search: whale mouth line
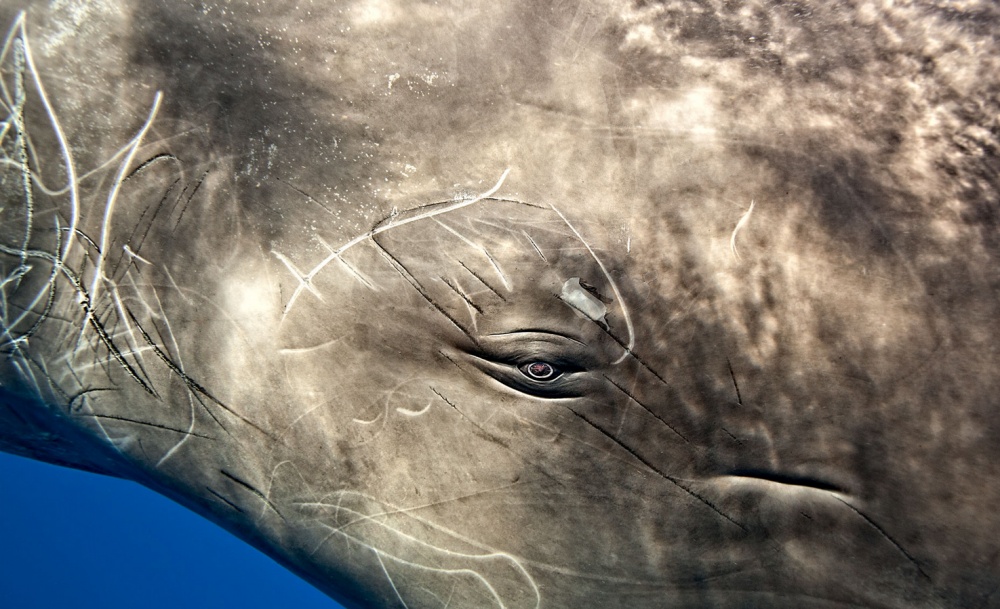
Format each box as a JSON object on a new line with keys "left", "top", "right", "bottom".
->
{"left": 725, "top": 469, "right": 849, "bottom": 494}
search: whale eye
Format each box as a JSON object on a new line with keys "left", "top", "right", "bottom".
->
{"left": 520, "top": 361, "right": 560, "bottom": 381}
{"left": 467, "top": 331, "right": 593, "bottom": 398}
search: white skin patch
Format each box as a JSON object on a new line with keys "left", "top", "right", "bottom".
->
{"left": 560, "top": 277, "right": 607, "bottom": 323}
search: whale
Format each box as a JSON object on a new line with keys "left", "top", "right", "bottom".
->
{"left": 2, "top": 1, "right": 999, "bottom": 608}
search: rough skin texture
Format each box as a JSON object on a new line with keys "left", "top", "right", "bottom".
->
{"left": 1, "top": 1, "right": 998, "bottom": 607}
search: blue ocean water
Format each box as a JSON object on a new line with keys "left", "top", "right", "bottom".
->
{"left": 0, "top": 452, "right": 343, "bottom": 609}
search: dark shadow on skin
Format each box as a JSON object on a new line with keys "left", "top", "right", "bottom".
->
{"left": 744, "top": 143, "right": 908, "bottom": 257}
{"left": 124, "top": 4, "right": 373, "bottom": 238}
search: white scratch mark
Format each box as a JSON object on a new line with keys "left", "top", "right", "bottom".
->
{"left": 521, "top": 230, "right": 547, "bottom": 261}
{"left": 278, "top": 336, "right": 345, "bottom": 355}
{"left": 2, "top": 223, "right": 59, "bottom": 337}
{"left": 482, "top": 250, "right": 511, "bottom": 292}
{"left": 107, "top": 282, "right": 150, "bottom": 379}
{"left": 433, "top": 219, "right": 512, "bottom": 291}
{"left": 730, "top": 199, "right": 755, "bottom": 262}
{"left": 447, "top": 278, "right": 482, "bottom": 333}
{"left": 1, "top": 14, "right": 80, "bottom": 262}
{"left": 161, "top": 266, "right": 195, "bottom": 306}
{"left": 150, "top": 286, "right": 198, "bottom": 468}
{"left": 122, "top": 244, "right": 151, "bottom": 265}
{"left": 396, "top": 400, "right": 432, "bottom": 417}
{"left": 66, "top": 345, "right": 157, "bottom": 373}
{"left": 273, "top": 251, "right": 325, "bottom": 301}
{"left": 87, "top": 91, "right": 163, "bottom": 318}
{"left": 276, "top": 402, "right": 325, "bottom": 442}
{"left": 280, "top": 168, "right": 511, "bottom": 316}
{"left": 300, "top": 491, "right": 540, "bottom": 609}
{"left": 259, "top": 460, "right": 300, "bottom": 523}
{"left": 317, "top": 236, "right": 377, "bottom": 291}
{"left": 11, "top": 357, "right": 41, "bottom": 400}
{"left": 353, "top": 412, "right": 384, "bottom": 425}
{"left": 376, "top": 551, "right": 412, "bottom": 609}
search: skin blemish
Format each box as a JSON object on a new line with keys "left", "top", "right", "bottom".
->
{"left": 559, "top": 277, "right": 607, "bottom": 324}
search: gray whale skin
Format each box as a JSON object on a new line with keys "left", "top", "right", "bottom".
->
{"left": 1, "top": 1, "right": 999, "bottom": 608}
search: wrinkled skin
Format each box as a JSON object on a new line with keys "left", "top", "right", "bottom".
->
{"left": 1, "top": 1, "right": 999, "bottom": 607}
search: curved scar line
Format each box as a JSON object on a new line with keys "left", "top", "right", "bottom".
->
{"left": 396, "top": 400, "right": 432, "bottom": 417}
{"left": 87, "top": 90, "right": 164, "bottom": 320}
{"left": 730, "top": 199, "right": 755, "bottom": 262}
{"left": 278, "top": 336, "right": 345, "bottom": 355}
{"left": 1, "top": 13, "right": 80, "bottom": 262}
{"left": 277, "top": 168, "right": 511, "bottom": 316}
{"left": 353, "top": 412, "right": 383, "bottom": 425}
{"left": 299, "top": 496, "right": 540, "bottom": 609}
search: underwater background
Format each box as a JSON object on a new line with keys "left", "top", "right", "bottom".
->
{"left": 0, "top": 452, "right": 345, "bottom": 608}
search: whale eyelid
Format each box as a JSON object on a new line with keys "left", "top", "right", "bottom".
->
{"left": 486, "top": 329, "right": 587, "bottom": 346}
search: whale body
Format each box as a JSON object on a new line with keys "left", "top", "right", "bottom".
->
{"left": 1, "top": 1, "right": 999, "bottom": 607}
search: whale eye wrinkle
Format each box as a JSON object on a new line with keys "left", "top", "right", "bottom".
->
{"left": 522, "top": 361, "right": 558, "bottom": 381}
